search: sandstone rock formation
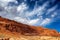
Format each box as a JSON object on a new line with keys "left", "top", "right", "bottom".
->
{"left": 0, "top": 16, "right": 60, "bottom": 40}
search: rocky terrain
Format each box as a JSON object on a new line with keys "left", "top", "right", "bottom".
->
{"left": 0, "top": 16, "right": 60, "bottom": 40}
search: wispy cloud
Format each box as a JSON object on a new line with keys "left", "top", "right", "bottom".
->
{"left": 0, "top": 0, "right": 17, "bottom": 6}
{"left": 17, "top": 2, "right": 28, "bottom": 12}
{"left": 0, "top": 0, "right": 16, "bottom": 2}
{"left": 17, "top": 2, "right": 28, "bottom": 17}
{"left": 46, "top": 5, "right": 57, "bottom": 15}
{"left": 51, "top": 12, "right": 57, "bottom": 18}
{"left": 40, "top": 18, "right": 51, "bottom": 26}
{"left": 0, "top": 0, "right": 58, "bottom": 26}
{"left": 26, "top": 1, "right": 49, "bottom": 17}
{"left": 14, "top": 17, "right": 29, "bottom": 24}
{"left": 28, "top": 19, "right": 40, "bottom": 25}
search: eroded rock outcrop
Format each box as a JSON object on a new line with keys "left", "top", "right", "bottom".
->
{"left": 0, "top": 16, "right": 60, "bottom": 37}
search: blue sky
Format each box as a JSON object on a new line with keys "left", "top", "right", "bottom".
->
{"left": 0, "top": 0, "right": 60, "bottom": 32}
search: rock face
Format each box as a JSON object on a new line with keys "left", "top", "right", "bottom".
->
{"left": 0, "top": 16, "right": 60, "bottom": 36}
{"left": 0, "top": 16, "right": 60, "bottom": 40}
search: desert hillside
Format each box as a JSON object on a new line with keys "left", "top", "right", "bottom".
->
{"left": 0, "top": 16, "right": 60, "bottom": 40}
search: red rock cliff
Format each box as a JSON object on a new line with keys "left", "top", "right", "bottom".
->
{"left": 0, "top": 16, "right": 60, "bottom": 37}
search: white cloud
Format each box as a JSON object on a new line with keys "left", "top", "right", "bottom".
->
{"left": 28, "top": 19, "right": 39, "bottom": 25}
{"left": 0, "top": 0, "right": 16, "bottom": 2}
{"left": 51, "top": 12, "right": 57, "bottom": 18}
{"left": 0, "top": 0, "right": 17, "bottom": 6}
{"left": 27, "top": 1, "right": 49, "bottom": 17}
{"left": 14, "top": 17, "right": 29, "bottom": 24}
{"left": 0, "top": 1, "right": 56, "bottom": 26}
{"left": 14, "top": 17, "right": 40, "bottom": 25}
{"left": 0, "top": 1, "right": 50, "bottom": 26}
{"left": 17, "top": 2, "right": 28, "bottom": 12}
{"left": 46, "top": 5, "right": 57, "bottom": 15}
{"left": 40, "top": 18, "right": 51, "bottom": 26}
{"left": 17, "top": 2, "right": 28, "bottom": 17}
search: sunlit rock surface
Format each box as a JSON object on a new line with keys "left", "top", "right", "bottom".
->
{"left": 0, "top": 16, "right": 60, "bottom": 40}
